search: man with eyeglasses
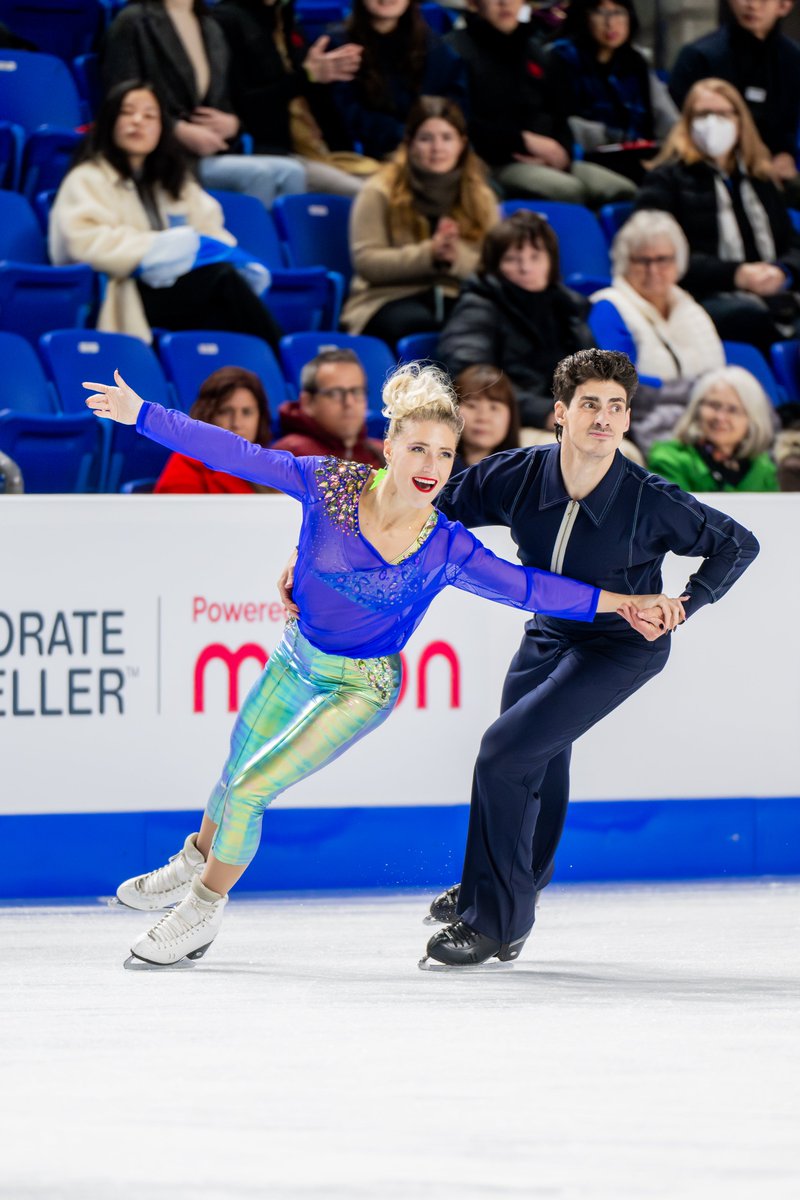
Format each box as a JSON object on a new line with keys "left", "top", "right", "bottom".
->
{"left": 272, "top": 348, "right": 384, "bottom": 467}
{"left": 670, "top": 0, "right": 800, "bottom": 206}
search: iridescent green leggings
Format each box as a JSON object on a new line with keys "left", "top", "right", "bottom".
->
{"left": 206, "top": 622, "right": 402, "bottom": 866}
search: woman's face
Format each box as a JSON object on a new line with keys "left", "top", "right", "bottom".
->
{"left": 459, "top": 394, "right": 511, "bottom": 458}
{"left": 625, "top": 235, "right": 679, "bottom": 305}
{"left": 362, "top": 0, "right": 410, "bottom": 29}
{"left": 696, "top": 381, "right": 750, "bottom": 456}
{"left": 212, "top": 388, "right": 262, "bottom": 444}
{"left": 408, "top": 117, "right": 466, "bottom": 174}
{"left": 688, "top": 85, "right": 741, "bottom": 158}
{"left": 113, "top": 89, "right": 162, "bottom": 164}
{"left": 384, "top": 419, "right": 457, "bottom": 509}
{"left": 587, "top": 2, "right": 631, "bottom": 53}
{"left": 499, "top": 240, "right": 551, "bottom": 292}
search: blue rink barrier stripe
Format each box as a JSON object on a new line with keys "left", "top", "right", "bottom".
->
{"left": 1, "top": 797, "right": 799, "bottom": 900}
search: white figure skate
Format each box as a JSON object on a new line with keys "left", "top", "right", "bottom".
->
{"left": 124, "top": 877, "right": 227, "bottom": 969}
{"left": 116, "top": 833, "right": 205, "bottom": 911}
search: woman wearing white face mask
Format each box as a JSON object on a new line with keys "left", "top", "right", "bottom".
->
{"left": 635, "top": 76, "right": 800, "bottom": 355}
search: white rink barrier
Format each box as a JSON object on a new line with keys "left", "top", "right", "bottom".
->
{"left": 1, "top": 493, "right": 797, "bottom": 897}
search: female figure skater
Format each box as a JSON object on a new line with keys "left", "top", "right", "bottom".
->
{"left": 84, "top": 364, "right": 683, "bottom": 968}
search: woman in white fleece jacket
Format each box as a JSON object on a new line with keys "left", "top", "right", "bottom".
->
{"left": 49, "top": 80, "right": 281, "bottom": 347}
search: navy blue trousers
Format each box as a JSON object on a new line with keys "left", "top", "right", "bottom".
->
{"left": 457, "top": 616, "right": 671, "bottom": 944}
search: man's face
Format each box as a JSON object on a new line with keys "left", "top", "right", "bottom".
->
{"left": 554, "top": 379, "right": 631, "bottom": 459}
{"left": 301, "top": 362, "right": 368, "bottom": 445}
{"left": 728, "top": 0, "right": 792, "bottom": 41}
{"left": 472, "top": 0, "right": 524, "bottom": 34}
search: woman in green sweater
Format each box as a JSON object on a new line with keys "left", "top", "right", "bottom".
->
{"left": 648, "top": 365, "right": 778, "bottom": 492}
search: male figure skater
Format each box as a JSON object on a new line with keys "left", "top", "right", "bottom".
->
{"left": 420, "top": 349, "right": 759, "bottom": 967}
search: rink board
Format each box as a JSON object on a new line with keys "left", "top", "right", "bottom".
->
{"left": 1, "top": 492, "right": 798, "bottom": 899}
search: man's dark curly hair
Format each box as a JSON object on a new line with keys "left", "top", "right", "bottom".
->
{"left": 552, "top": 349, "right": 637, "bottom": 441}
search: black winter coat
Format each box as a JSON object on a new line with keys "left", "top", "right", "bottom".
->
{"left": 444, "top": 14, "right": 571, "bottom": 168}
{"left": 437, "top": 274, "right": 593, "bottom": 428}
{"left": 669, "top": 22, "right": 800, "bottom": 158}
{"left": 635, "top": 158, "right": 800, "bottom": 298}
{"left": 102, "top": 3, "right": 234, "bottom": 122}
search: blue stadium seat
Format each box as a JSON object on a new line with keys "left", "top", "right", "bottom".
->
{"left": 396, "top": 332, "right": 442, "bottom": 364}
{"left": 598, "top": 201, "right": 634, "bottom": 247}
{"left": 420, "top": 2, "right": 456, "bottom": 33}
{"left": 0, "top": 191, "right": 94, "bottom": 343}
{"left": 770, "top": 340, "right": 800, "bottom": 403}
{"left": 0, "top": 0, "right": 104, "bottom": 61}
{"left": 789, "top": 209, "right": 800, "bottom": 235}
{"left": 71, "top": 52, "right": 100, "bottom": 122}
{"left": 293, "top": 0, "right": 349, "bottom": 42}
{"left": 39, "top": 330, "right": 173, "bottom": 490}
{"left": 158, "top": 330, "right": 290, "bottom": 427}
{"left": 0, "top": 410, "right": 102, "bottom": 492}
{"left": 0, "top": 49, "right": 83, "bottom": 130}
{"left": 0, "top": 49, "right": 84, "bottom": 198}
{"left": 499, "top": 199, "right": 612, "bottom": 293}
{"left": 20, "top": 129, "right": 83, "bottom": 200}
{"left": 272, "top": 193, "right": 354, "bottom": 285}
{"left": 119, "top": 477, "right": 156, "bottom": 494}
{"left": 0, "top": 330, "right": 58, "bottom": 413}
{"left": 722, "top": 340, "right": 783, "bottom": 408}
{"left": 210, "top": 189, "right": 343, "bottom": 330}
{"left": 0, "top": 119, "right": 24, "bottom": 189}
{"left": 279, "top": 331, "right": 395, "bottom": 436}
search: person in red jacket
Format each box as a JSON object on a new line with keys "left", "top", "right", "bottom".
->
{"left": 271, "top": 349, "right": 384, "bottom": 467}
{"left": 154, "top": 366, "right": 273, "bottom": 493}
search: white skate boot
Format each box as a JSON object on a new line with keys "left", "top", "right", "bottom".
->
{"left": 116, "top": 833, "right": 205, "bottom": 911}
{"left": 124, "top": 876, "right": 227, "bottom": 969}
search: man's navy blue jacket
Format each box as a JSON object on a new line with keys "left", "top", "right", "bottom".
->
{"left": 437, "top": 444, "right": 759, "bottom": 619}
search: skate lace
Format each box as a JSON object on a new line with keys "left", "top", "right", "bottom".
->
{"left": 135, "top": 850, "right": 190, "bottom": 895}
{"left": 147, "top": 897, "right": 209, "bottom": 947}
{"left": 445, "top": 920, "right": 476, "bottom": 949}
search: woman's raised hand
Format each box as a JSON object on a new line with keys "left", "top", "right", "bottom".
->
{"left": 83, "top": 370, "right": 145, "bottom": 425}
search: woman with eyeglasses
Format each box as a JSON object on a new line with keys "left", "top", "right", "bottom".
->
{"left": 547, "top": 0, "right": 678, "bottom": 182}
{"left": 590, "top": 209, "right": 725, "bottom": 452}
{"left": 648, "top": 365, "right": 778, "bottom": 492}
{"left": 636, "top": 77, "right": 800, "bottom": 355}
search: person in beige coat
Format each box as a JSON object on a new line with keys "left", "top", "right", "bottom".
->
{"left": 341, "top": 96, "right": 498, "bottom": 346}
{"left": 49, "top": 80, "right": 282, "bottom": 347}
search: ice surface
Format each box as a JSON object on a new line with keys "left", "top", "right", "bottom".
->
{"left": 1, "top": 881, "right": 798, "bottom": 1200}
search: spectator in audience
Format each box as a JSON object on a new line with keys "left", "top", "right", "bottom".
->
{"left": 213, "top": 0, "right": 372, "bottom": 196}
{"left": 329, "top": 0, "right": 467, "bottom": 161}
{"left": 438, "top": 210, "right": 593, "bottom": 428}
{"left": 648, "top": 365, "right": 779, "bottom": 492}
{"left": 590, "top": 209, "right": 726, "bottom": 453}
{"left": 450, "top": 364, "right": 521, "bottom": 474}
{"left": 271, "top": 349, "right": 384, "bottom": 466}
{"left": 102, "top": 0, "right": 306, "bottom": 207}
{"left": 547, "top": 0, "right": 678, "bottom": 183}
{"left": 0, "top": 450, "right": 23, "bottom": 493}
{"left": 669, "top": 0, "right": 800, "bottom": 206}
{"left": 341, "top": 96, "right": 497, "bottom": 346}
{"left": 444, "top": 0, "right": 635, "bottom": 206}
{"left": 49, "top": 82, "right": 282, "bottom": 347}
{"left": 636, "top": 78, "right": 800, "bottom": 356}
{"left": 155, "top": 366, "right": 274, "bottom": 493}
{"left": 774, "top": 409, "right": 800, "bottom": 489}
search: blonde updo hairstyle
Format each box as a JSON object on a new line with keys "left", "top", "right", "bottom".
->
{"left": 382, "top": 362, "right": 464, "bottom": 442}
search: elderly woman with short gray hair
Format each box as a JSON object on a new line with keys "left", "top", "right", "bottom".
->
{"left": 591, "top": 210, "right": 725, "bottom": 381}
{"left": 590, "top": 209, "right": 726, "bottom": 454}
{"left": 648, "top": 365, "right": 778, "bottom": 492}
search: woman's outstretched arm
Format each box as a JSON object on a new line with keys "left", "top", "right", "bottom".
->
{"left": 84, "top": 371, "right": 310, "bottom": 499}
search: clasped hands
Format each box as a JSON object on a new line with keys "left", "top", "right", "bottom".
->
{"left": 617, "top": 594, "right": 688, "bottom": 641}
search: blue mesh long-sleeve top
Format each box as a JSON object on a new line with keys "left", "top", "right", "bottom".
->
{"left": 137, "top": 403, "right": 600, "bottom": 657}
